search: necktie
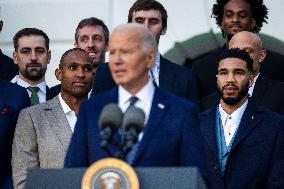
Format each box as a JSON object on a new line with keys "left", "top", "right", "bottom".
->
{"left": 28, "top": 86, "right": 40, "bottom": 105}
{"left": 126, "top": 96, "right": 139, "bottom": 164}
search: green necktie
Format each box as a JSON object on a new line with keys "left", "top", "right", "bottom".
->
{"left": 28, "top": 86, "right": 40, "bottom": 105}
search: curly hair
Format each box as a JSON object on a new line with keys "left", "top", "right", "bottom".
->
{"left": 212, "top": 0, "right": 268, "bottom": 33}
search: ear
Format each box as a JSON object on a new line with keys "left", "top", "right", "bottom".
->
{"left": 55, "top": 68, "right": 62, "bottom": 81}
{"left": 146, "top": 49, "right": 156, "bottom": 68}
{"left": 47, "top": 50, "right": 51, "bottom": 64}
{"left": 161, "top": 27, "right": 167, "bottom": 35}
{"left": 0, "top": 20, "right": 3, "bottom": 32}
{"left": 250, "top": 18, "right": 256, "bottom": 31}
{"left": 13, "top": 51, "right": 18, "bottom": 64}
{"left": 248, "top": 73, "right": 254, "bottom": 87}
{"left": 259, "top": 49, "right": 267, "bottom": 63}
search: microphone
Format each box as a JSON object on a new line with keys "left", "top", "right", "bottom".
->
{"left": 121, "top": 106, "right": 145, "bottom": 156}
{"left": 99, "top": 103, "right": 123, "bottom": 156}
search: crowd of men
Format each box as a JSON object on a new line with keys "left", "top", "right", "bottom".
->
{"left": 0, "top": 0, "right": 284, "bottom": 189}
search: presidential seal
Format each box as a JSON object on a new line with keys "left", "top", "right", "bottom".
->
{"left": 81, "top": 158, "right": 139, "bottom": 189}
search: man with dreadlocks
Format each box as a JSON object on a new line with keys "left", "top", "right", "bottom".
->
{"left": 192, "top": 0, "right": 284, "bottom": 100}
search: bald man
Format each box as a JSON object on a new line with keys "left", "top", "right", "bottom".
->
{"left": 201, "top": 31, "right": 284, "bottom": 115}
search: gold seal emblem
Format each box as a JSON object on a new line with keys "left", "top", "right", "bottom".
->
{"left": 81, "top": 158, "right": 139, "bottom": 189}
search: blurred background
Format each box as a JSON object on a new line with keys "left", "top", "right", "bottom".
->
{"left": 0, "top": 0, "right": 283, "bottom": 87}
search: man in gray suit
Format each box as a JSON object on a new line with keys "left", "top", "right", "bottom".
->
{"left": 12, "top": 48, "right": 95, "bottom": 189}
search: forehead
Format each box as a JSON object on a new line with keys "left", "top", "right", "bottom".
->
{"left": 132, "top": 9, "right": 162, "bottom": 20}
{"left": 63, "top": 51, "right": 90, "bottom": 65}
{"left": 78, "top": 25, "right": 104, "bottom": 36}
{"left": 218, "top": 57, "right": 248, "bottom": 70}
{"left": 230, "top": 36, "right": 258, "bottom": 49}
{"left": 18, "top": 35, "right": 46, "bottom": 48}
{"left": 224, "top": 0, "right": 251, "bottom": 13}
{"left": 109, "top": 29, "right": 142, "bottom": 48}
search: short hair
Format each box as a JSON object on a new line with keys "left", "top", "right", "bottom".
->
{"left": 218, "top": 48, "right": 253, "bottom": 72}
{"left": 128, "top": 0, "right": 168, "bottom": 30}
{"left": 113, "top": 23, "right": 157, "bottom": 54}
{"left": 75, "top": 17, "right": 109, "bottom": 45}
{"left": 212, "top": 0, "right": 268, "bottom": 33}
{"left": 13, "top": 28, "right": 49, "bottom": 51}
{"left": 59, "top": 48, "right": 92, "bottom": 69}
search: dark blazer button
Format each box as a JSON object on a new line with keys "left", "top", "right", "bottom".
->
{"left": 213, "top": 165, "right": 219, "bottom": 170}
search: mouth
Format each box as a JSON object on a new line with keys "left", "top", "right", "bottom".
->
{"left": 88, "top": 51, "right": 99, "bottom": 60}
{"left": 27, "top": 63, "right": 41, "bottom": 68}
{"left": 223, "top": 85, "right": 238, "bottom": 95}
{"left": 113, "top": 69, "right": 127, "bottom": 77}
{"left": 229, "top": 25, "right": 243, "bottom": 32}
{"left": 73, "top": 81, "right": 87, "bottom": 87}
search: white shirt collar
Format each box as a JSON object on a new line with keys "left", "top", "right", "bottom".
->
{"left": 248, "top": 73, "right": 260, "bottom": 97}
{"left": 58, "top": 93, "right": 77, "bottom": 132}
{"left": 11, "top": 75, "right": 46, "bottom": 94}
{"left": 219, "top": 99, "right": 248, "bottom": 126}
{"left": 118, "top": 79, "right": 155, "bottom": 123}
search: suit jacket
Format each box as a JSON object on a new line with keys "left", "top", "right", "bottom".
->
{"left": 0, "top": 50, "right": 18, "bottom": 81}
{"left": 65, "top": 87, "right": 206, "bottom": 174}
{"left": 200, "top": 101, "right": 284, "bottom": 189}
{"left": 200, "top": 75, "right": 284, "bottom": 115}
{"left": 12, "top": 96, "right": 73, "bottom": 189}
{"left": 0, "top": 81, "right": 30, "bottom": 188}
{"left": 91, "top": 56, "right": 199, "bottom": 102}
{"left": 192, "top": 45, "right": 284, "bottom": 98}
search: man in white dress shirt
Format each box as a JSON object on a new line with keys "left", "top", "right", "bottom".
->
{"left": 11, "top": 28, "right": 52, "bottom": 105}
{"left": 12, "top": 48, "right": 94, "bottom": 189}
{"left": 199, "top": 48, "right": 284, "bottom": 189}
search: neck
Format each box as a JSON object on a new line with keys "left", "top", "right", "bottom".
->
{"left": 122, "top": 75, "right": 149, "bottom": 95}
{"left": 220, "top": 97, "right": 247, "bottom": 115}
{"left": 19, "top": 74, "right": 44, "bottom": 85}
{"left": 61, "top": 92, "right": 87, "bottom": 115}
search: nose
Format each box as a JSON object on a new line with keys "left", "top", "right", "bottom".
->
{"left": 76, "top": 67, "right": 86, "bottom": 78}
{"left": 87, "top": 39, "right": 95, "bottom": 48}
{"left": 226, "top": 72, "right": 236, "bottom": 83}
{"left": 232, "top": 15, "right": 240, "bottom": 23}
{"left": 30, "top": 51, "right": 37, "bottom": 61}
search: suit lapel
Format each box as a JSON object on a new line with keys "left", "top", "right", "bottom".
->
{"left": 251, "top": 75, "right": 267, "bottom": 104}
{"left": 133, "top": 89, "right": 167, "bottom": 164}
{"left": 200, "top": 105, "right": 219, "bottom": 157}
{"left": 230, "top": 101, "right": 263, "bottom": 152}
{"left": 43, "top": 96, "right": 73, "bottom": 151}
{"left": 159, "top": 56, "right": 174, "bottom": 92}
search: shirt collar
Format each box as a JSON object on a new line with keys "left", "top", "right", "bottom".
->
{"left": 11, "top": 75, "right": 46, "bottom": 94}
{"left": 155, "top": 52, "right": 160, "bottom": 69}
{"left": 219, "top": 99, "right": 248, "bottom": 126}
{"left": 58, "top": 93, "right": 73, "bottom": 115}
{"left": 119, "top": 79, "right": 155, "bottom": 109}
{"left": 248, "top": 73, "right": 260, "bottom": 97}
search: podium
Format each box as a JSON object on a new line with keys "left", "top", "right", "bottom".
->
{"left": 26, "top": 167, "right": 207, "bottom": 189}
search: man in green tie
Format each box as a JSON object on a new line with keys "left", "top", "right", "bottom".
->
{"left": 11, "top": 28, "right": 52, "bottom": 105}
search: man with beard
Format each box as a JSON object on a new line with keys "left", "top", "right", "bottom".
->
{"left": 91, "top": 0, "right": 198, "bottom": 103}
{"left": 12, "top": 48, "right": 94, "bottom": 189}
{"left": 192, "top": 0, "right": 284, "bottom": 100}
{"left": 201, "top": 31, "right": 284, "bottom": 115}
{"left": 199, "top": 48, "right": 284, "bottom": 189}
{"left": 50, "top": 17, "right": 109, "bottom": 97}
{"left": 11, "top": 28, "right": 54, "bottom": 105}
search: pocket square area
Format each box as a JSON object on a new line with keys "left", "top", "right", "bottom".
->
{"left": 0, "top": 106, "right": 13, "bottom": 115}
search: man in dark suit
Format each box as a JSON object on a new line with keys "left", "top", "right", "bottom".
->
{"left": 11, "top": 28, "right": 54, "bottom": 105}
{"left": 65, "top": 24, "right": 205, "bottom": 173}
{"left": 91, "top": 0, "right": 198, "bottom": 102}
{"left": 0, "top": 81, "right": 30, "bottom": 189}
{"left": 201, "top": 31, "right": 284, "bottom": 115}
{"left": 200, "top": 48, "right": 284, "bottom": 189}
{"left": 0, "top": 18, "right": 18, "bottom": 81}
{"left": 193, "top": 0, "right": 284, "bottom": 99}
